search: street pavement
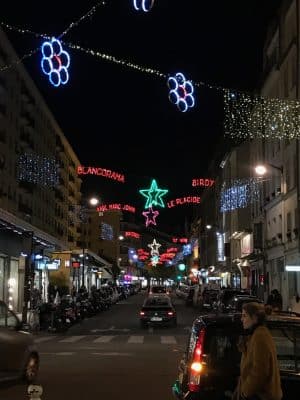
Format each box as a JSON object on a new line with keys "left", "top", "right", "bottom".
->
{"left": 0, "top": 291, "right": 202, "bottom": 400}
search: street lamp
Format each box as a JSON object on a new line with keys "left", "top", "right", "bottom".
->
{"left": 79, "top": 195, "right": 101, "bottom": 289}
{"left": 254, "top": 163, "right": 283, "bottom": 176}
{"left": 89, "top": 197, "right": 100, "bottom": 206}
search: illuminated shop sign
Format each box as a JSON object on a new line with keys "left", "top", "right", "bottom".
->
{"left": 241, "top": 234, "right": 253, "bottom": 257}
{"left": 37, "top": 258, "right": 60, "bottom": 270}
{"left": 192, "top": 178, "right": 215, "bottom": 187}
{"left": 77, "top": 166, "right": 125, "bottom": 183}
{"left": 71, "top": 261, "right": 81, "bottom": 268}
{"left": 167, "top": 196, "right": 201, "bottom": 208}
{"left": 285, "top": 265, "right": 300, "bottom": 271}
{"left": 97, "top": 204, "right": 135, "bottom": 213}
{"left": 217, "top": 233, "right": 225, "bottom": 261}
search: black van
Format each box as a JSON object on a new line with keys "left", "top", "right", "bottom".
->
{"left": 172, "top": 311, "right": 300, "bottom": 400}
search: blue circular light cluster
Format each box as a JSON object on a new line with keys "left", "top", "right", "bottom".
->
{"left": 133, "top": 0, "right": 155, "bottom": 12}
{"left": 167, "top": 72, "right": 195, "bottom": 112}
{"left": 41, "top": 38, "right": 70, "bottom": 87}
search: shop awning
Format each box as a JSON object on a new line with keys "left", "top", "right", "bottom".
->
{"left": 99, "top": 268, "right": 113, "bottom": 279}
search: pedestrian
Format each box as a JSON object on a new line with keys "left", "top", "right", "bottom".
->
{"left": 266, "top": 289, "right": 283, "bottom": 311}
{"left": 233, "top": 302, "right": 282, "bottom": 400}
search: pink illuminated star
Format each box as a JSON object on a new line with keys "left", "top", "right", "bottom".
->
{"left": 142, "top": 207, "right": 159, "bottom": 227}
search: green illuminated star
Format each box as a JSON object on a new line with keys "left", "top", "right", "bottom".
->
{"left": 139, "top": 179, "right": 168, "bottom": 209}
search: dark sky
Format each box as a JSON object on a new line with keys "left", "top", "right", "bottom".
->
{"left": 2, "top": 0, "right": 281, "bottom": 234}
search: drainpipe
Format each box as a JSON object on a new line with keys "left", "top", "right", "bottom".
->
{"left": 296, "top": 0, "right": 300, "bottom": 294}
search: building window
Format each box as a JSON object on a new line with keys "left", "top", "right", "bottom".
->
{"left": 286, "top": 161, "right": 291, "bottom": 191}
{"left": 287, "top": 212, "right": 292, "bottom": 239}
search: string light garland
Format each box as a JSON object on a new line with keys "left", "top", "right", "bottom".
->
{"left": 0, "top": 20, "right": 167, "bottom": 78}
{"left": 133, "top": 0, "right": 155, "bottom": 13}
{"left": 0, "top": 0, "right": 107, "bottom": 73}
{"left": 69, "top": 205, "right": 88, "bottom": 224}
{"left": 0, "top": 47, "right": 40, "bottom": 73}
{"left": 2, "top": 15, "right": 300, "bottom": 131}
{"left": 59, "top": 1, "right": 107, "bottom": 39}
{"left": 101, "top": 222, "right": 114, "bottom": 240}
{"left": 167, "top": 72, "right": 195, "bottom": 112}
{"left": 18, "top": 153, "right": 59, "bottom": 187}
{"left": 1, "top": 1, "right": 107, "bottom": 41}
{"left": 224, "top": 90, "right": 300, "bottom": 140}
{"left": 66, "top": 40, "right": 167, "bottom": 79}
{"left": 220, "top": 178, "right": 261, "bottom": 213}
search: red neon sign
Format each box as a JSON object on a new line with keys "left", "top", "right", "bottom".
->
{"left": 97, "top": 204, "right": 135, "bottom": 213}
{"left": 167, "top": 247, "right": 178, "bottom": 253}
{"left": 192, "top": 178, "right": 215, "bottom": 187}
{"left": 167, "top": 196, "right": 200, "bottom": 208}
{"left": 172, "top": 237, "right": 188, "bottom": 244}
{"left": 77, "top": 166, "right": 125, "bottom": 183}
{"left": 160, "top": 253, "right": 176, "bottom": 260}
{"left": 125, "top": 231, "right": 140, "bottom": 239}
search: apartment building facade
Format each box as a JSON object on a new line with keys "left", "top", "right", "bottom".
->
{"left": 0, "top": 27, "right": 82, "bottom": 310}
{"left": 250, "top": 0, "right": 300, "bottom": 309}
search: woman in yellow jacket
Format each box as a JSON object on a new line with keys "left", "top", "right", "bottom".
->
{"left": 236, "top": 302, "right": 282, "bottom": 400}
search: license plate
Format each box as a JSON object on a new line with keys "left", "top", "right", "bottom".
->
{"left": 151, "top": 317, "right": 162, "bottom": 321}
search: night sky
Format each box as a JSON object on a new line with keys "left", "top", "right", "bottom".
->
{"left": 2, "top": 0, "right": 281, "bottom": 234}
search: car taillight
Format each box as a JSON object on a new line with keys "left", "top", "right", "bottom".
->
{"left": 167, "top": 311, "right": 174, "bottom": 316}
{"left": 188, "top": 328, "right": 205, "bottom": 392}
{"left": 140, "top": 311, "right": 145, "bottom": 316}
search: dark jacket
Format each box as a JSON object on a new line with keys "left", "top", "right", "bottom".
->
{"left": 266, "top": 293, "right": 283, "bottom": 310}
{"left": 240, "top": 325, "right": 282, "bottom": 400}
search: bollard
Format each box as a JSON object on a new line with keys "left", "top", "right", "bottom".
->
{"left": 28, "top": 384, "right": 43, "bottom": 400}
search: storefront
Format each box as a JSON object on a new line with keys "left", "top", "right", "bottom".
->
{"left": 0, "top": 229, "right": 23, "bottom": 312}
{"left": 0, "top": 211, "right": 67, "bottom": 311}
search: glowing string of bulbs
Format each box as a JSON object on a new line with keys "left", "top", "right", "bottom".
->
{"left": 2, "top": 16, "right": 300, "bottom": 130}
{"left": 0, "top": 1, "right": 107, "bottom": 72}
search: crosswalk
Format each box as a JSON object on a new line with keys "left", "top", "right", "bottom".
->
{"left": 34, "top": 334, "right": 185, "bottom": 345}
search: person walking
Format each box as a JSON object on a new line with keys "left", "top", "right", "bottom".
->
{"left": 234, "top": 302, "right": 282, "bottom": 400}
{"left": 266, "top": 289, "right": 283, "bottom": 311}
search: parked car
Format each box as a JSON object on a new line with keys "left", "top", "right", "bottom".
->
{"left": 215, "top": 288, "right": 250, "bottom": 312}
{"left": 172, "top": 310, "right": 300, "bottom": 400}
{"left": 200, "top": 288, "right": 220, "bottom": 309}
{"left": 139, "top": 294, "right": 177, "bottom": 327}
{"left": 0, "top": 301, "right": 39, "bottom": 384}
{"left": 226, "top": 295, "right": 264, "bottom": 312}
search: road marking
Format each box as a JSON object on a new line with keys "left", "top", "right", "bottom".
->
{"left": 93, "top": 335, "right": 115, "bottom": 343}
{"left": 91, "top": 352, "right": 134, "bottom": 356}
{"left": 161, "top": 336, "right": 177, "bottom": 344}
{"left": 35, "top": 336, "right": 56, "bottom": 343}
{"left": 40, "top": 352, "right": 74, "bottom": 356}
{"left": 127, "top": 335, "right": 144, "bottom": 344}
{"left": 59, "top": 335, "right": 86, "bottom": 343}
{"left": 90, "top": 328, "right": 130, "bottom": 333}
